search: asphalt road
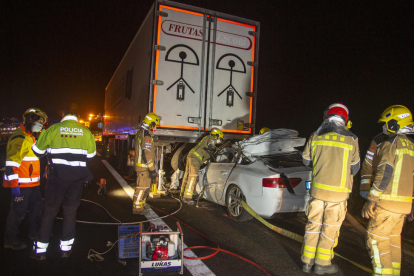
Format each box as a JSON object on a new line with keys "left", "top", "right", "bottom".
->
{"left": 1, "top": 143, "right": 414, "bottom": 276}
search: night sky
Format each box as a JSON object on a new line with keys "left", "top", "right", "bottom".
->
{"left": 2, "top": 0, "right": 414, "bottom": 151}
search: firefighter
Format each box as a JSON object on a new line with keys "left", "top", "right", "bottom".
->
{"left": 362, "top": 105, "right": 414, "bottom": 276}
{"left": 181, "top": 128, "right": 224, "bottom": 205}
{"left": 259, "top": 127, "right": 270, "bottom": 135}
{"left": 301, "top": 103, "right": 360, "bottom": 274}
{"left": 133, "top": 113, "right": 161, "bottom": 215}
{"left": 3, "top": 108, "right": 47, "bottom": 250}
{"left": 31, "top": 110, "right": 96, "bottom": 260}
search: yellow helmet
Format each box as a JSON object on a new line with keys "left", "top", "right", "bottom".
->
{"left": 259, "top": 127, "right": 270, "bottom": 135}
{"left": 378, "top": 105, "right": 413, "bottom": 133}
{"left": 210, "top": 128, "right": 224, "bottom": 140}
{"left": 23, "top": 108, "right": 48, "bottom": 124}
{"left": 143, "top": 113, "right": 161, "bottom": 129}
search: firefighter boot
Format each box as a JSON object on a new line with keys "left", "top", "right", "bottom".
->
{"left": 182, "top": 197, "right": 196, "bottom": 205}
{"left": 30, "top": 241, "right": 48, "bottom": 261}
{"left": 314, "top": 264, "right": 338, "bottom": 275}
{"left": 4, "top": 240, "right": 27, "bottom": 250}
{"left": 302, "top": 264, "right": 313, "bottom": 273}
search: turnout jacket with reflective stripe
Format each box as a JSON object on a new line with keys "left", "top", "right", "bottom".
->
{"left": 188, "top": 135, "right": 215, "bottom": 164}
{"left": 134, "top": 128, "right": 155, "bottom": 172}
{"left": 367, "top": 135, "right": 414, "bottom": 214}
{"left": 32, "top": 115, "right": 96, "bottom": 182}
{"left": 360, "top": 133, "right": 388, "bottom": 192}
{"left": 303, "top": 132, "right": 360, "bottom": 202}
{"left": 3, "top": 125, "right": 40, "bottom": 188}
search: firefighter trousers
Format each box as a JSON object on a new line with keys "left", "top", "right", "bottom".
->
{"left": 181, "top": 157, "right": 201, "bottom": 200}
{"left": 133, "top": 170, "right": 151, "bottom": 212}
{"left": 366, "top": 207, "right": 405, "bottom": 276}
{"left": 301, "top": 197, "right": 347, "bottom": 266}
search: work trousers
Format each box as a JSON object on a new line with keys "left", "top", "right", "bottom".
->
{"left": 181, "top": 157, "right": 201, "bottom": 200}
{"left": 4, "top": 186, "right": 43, "bottom": 243}
{"left": 133, "top": 170, "right": 151, "bottom": 212}
{"left": 301, "top": 197, "right": 347, "bottom": 266}
{"left": 366, "top": 207, "right": 405, "bottom": 276}
{"left": 37, "top": 175, "right": 83, "bottom": 244}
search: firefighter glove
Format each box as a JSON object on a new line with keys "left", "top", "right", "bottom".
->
{"left": 11, "top": 186, "right": 20, "bottom": 197}
{"left": 361, "top": 201, "right": 376, "bottom": 219}
{"left": 150, "top": 170, "right": 157, "bottom": 183}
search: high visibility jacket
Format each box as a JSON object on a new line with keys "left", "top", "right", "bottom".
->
{"left": 367, "top": 135, "right": 414, "bottom": 214}
{"left": 188, "top": 135, "right": 215, "bottom": 164}
{"left": 360, "top": 133, "right": 388, "bottom": 192}
{"left": 32, "top": 115, "right": 96, "bottom": 182}
{"left": 3, "top": 125, "right": 40, "bottom": 188}
{"left": 302, "top": 132, "right": 360, "bottom": 202}
{"left": 134, "top": 128, "right": 155, "bottom": 172}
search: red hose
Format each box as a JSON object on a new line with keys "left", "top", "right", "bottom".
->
{"left": 150, "top": 205, "right": 271, "bottom": 276}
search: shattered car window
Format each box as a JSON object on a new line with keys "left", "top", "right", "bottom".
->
{"left": 260, "top": 152, "right": 304, "bottom": 168}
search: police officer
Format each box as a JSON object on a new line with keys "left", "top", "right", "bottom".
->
{"left": 133, "top": 113, "right": 161, "bottom": 215}
{"left": 31, "top": 110, "right": 96, "bottom": 260}
{"left": 301, "top": 103, "right": 360, "bottom": 274}
{"left": 181, "top": 128, "right": 224, "bottom": 205}
{"left": 362, "top": 105, "right": 414, "bottom": 276}
{"left": 3, "top": 108, "right": 47, "bottom": 250}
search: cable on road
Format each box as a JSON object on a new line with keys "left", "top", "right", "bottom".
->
{"left": 241, "top": 200, "right": 373, "bottom": 274}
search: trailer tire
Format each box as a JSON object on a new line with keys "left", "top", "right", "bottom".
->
{"left": 171, "top": 143, "right": 192, "bottom": 171}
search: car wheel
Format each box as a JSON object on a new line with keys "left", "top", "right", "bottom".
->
{"left": 225, "top": 185, "right": 253, "bottom": 221}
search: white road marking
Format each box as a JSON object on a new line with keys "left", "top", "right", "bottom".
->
{"left": 101, "top": 160, "right": 216, "bottom": 276}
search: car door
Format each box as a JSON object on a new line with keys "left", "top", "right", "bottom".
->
{"left": 204, "top": 162, "right": 234, "bottom": 204}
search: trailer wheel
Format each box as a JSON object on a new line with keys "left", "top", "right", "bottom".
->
{"left": 171, "top": 143, "right": 189, "bottom": 171}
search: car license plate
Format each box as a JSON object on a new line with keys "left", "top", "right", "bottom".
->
{"left": 306, "top": 181, "right": 311, "bottom": 190}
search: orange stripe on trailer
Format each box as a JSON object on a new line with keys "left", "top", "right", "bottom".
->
{"left": 153, "top": 6, "right": 163, "bottom": 113}
{"left": 158, "top": 125, "right": 199, "bottom": 130}
{"left": 217, "top": 17, "right": 255, "bottom": 29}
{"left": 221, "top": 129, "right": 251, "bottom": 134}
{"left": 249, "top": 28, "right": 256, "bottom": 131}
{"left": 159, "top": 5, "right": 203, "bottom": 17}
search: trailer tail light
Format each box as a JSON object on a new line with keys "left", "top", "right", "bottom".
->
{"left": 262, "top": 178, "right": 302, "bottom": 188}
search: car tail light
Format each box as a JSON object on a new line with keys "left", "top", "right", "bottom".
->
{"left": 262, "top": 178, "right": 302, "bottom": 188}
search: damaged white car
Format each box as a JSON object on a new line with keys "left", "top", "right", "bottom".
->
{"left": 194, "top": 129, "right": 312, "bottom": 221}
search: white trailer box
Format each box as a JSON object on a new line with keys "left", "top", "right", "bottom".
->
{"left": 104, "top": 0, "right": 260, "bottom": 143}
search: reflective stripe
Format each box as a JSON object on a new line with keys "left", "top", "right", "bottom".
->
{"left": 303, "top": 251, "right": 315, "bottom": 258}
{"left": 304, "top": 245, "right": 316, "bottom": 252}
{"left": 52, "top": 159, "right": 86, "bottom": 167}
{"left": 392, "top": 262, "right": 401, "bottom": 269}
{"left": 22, "top": 156, "right": 39, "bottom": 161}
{"left": 371, "top": 239, "right": 382, "bottom": 270}
{"left": 370, "top": 188, "right": 383, "bottom": 197}
{"left": 317, "top": 247, "right": 332, "bottom": 254}
{"left": 35, "top": 241, "right": 49, "bottom": 253}
{"left": 60, "top": 238, "right": 74, "bottom": 251}
{"left": 32, "top": 144, "right": 46, "bottom": 154}
{"left": 312, "top": 182, "right": 351, "bottom": 193}
{"left": 315, "top": 253, "right": 331, "bottom": 260}
{"left": 394, "top": 269, "right": 400, "bottom": 275}
{"left": 19, "top": 176, "right": 40, "bottom": 183}
{"left": 190, "top": 149, "right": 203, "bottom": 161}
{"left": 380, "top": 194, "right": 412, "bottom": 202}
{"left": 48, "top": 148, "right": 87, "bottom": 155}
{"left": 341, "top": 147, "right": 349, "bottom": 188}
{"left": 361, "top": 179, "right": 371, "bottom": 184}
{"left": 135, "top": 162, "right": 154, "bottom": 168}
{"left": 87, "top": 151, "right": 96, "bottom": 158}
{"left": 311, "top": 140, "right": 353, "bottom": 150}
{"left": 4, "top": 174, "right": 18, "bottom": 181}
{"left": 5, "top": 161, "right": 20, "bottom": 167}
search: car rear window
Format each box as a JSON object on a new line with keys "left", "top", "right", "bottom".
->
{"left": 260, "top": 152, "right": 304, "bottom": 168}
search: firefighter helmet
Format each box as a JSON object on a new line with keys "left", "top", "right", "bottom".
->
{"left": 210, "top": 128, "right": 224, "bottom": 140}
{"left": 143, "top": 113, "right": 161, "bottom": 129}
{"left": 259, "top": 127, "right": 271, "bottom": 135}
{"left": 378, "top": 105, "right": 413, "bottom": 133}
{"left": 324, "top": 103, "right": 349, "bottom": 123}
{"left": 23, "top": 108, "right": 47, "bottom": 124}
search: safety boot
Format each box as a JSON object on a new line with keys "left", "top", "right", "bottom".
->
{"left": 314, "top": 264, "right": 338, "bottom": 275}
{"left": 61, "top": 250, "right": 72, "bottom": 258}
{"left": 302, "top": 263, "right": 313, "bottom": 273}
{"left": 30, "top": 250, "right": 47, "bottom": 261}
{"left": 3, "top": 240, "right": 27, "bottom": 250}
{"left": 182, "top": 198, "right": 196, "bottom": 205}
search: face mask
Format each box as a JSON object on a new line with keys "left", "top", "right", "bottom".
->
{"left": 32, "top": 122, "right": 43, "bottom": 132}
{"left": 382, "top": 123, "right": 388, "bottom": 135}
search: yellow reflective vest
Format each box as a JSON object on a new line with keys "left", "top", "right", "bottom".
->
{"left": 367, "top": 135, "right": 414, "bottom": 214}
{"left": 303, "top": 132, "right": 360, "bottom": 202}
